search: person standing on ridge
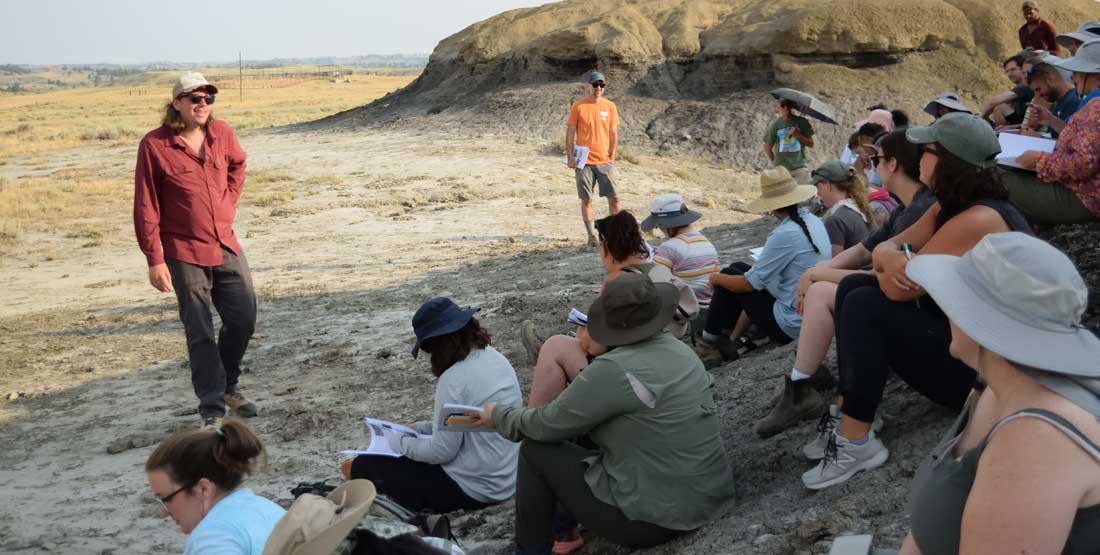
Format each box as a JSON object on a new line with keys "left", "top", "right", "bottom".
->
{"left": 134, "top": 72, "right": 258, "bottom": 429}
{"left": 1018, "top": 1, "right": 1061, "bottom": 54}
{"left": 567, "top": 71, "right": 621, "bottom": 247}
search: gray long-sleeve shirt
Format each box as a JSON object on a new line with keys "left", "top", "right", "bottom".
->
{"left": 390, "top": 347, "right": 522, "bottom": 503}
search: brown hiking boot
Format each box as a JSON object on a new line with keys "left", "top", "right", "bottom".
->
{"left": 224, "top": 390, "right": 258, "bottom": 418}
{"left": 753, "top": 376, "right": 826, "bottom": 438}
{"left": 520, "top": 320, "right": 543, "bottom": 364}
{"left": 694, "top": 337, "right": 739, "bottom": 369}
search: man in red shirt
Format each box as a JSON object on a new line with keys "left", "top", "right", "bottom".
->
{"left": 567, "top": 71, "right": 621, "bottom": 246}
{"left": 133, "top": 73, "right": 258, "bottom": 428}
{"left": 1018, "top": 1, "right": 1061, "bottom": 54}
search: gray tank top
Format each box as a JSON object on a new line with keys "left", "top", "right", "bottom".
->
{"left": 909, "top": 395, "right": 1100, "bottom": 554}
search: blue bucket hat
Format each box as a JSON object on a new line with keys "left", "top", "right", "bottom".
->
{"left": 410, "top": 297, "right": 479, "bottom": 358}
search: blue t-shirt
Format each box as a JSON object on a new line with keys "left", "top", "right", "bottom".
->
{"left": 745, "top": 208, "right": 831, "bottom": 339}
{"left": 184, "top": 488, "right": 286, "bottom": 555}
{"left": 1052, "top": 88, "right": 1082, "bottom": 136}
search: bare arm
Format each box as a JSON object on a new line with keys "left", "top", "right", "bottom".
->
{"left": 981, "top": 91, "right": 1018, "bottom": 118}
{"left": 608, "top": 126, "right": 618, "bottom": 162}
{"left": 764, "top": 142, "right": 775, "bottom": 162}
{"left": 566, "top": 125, "right": 577, "bottom": 168}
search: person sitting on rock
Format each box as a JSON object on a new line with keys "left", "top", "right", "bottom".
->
{"left": 841, "top": 108, "right": 894, "bottom": 165}
{"left": 694, "top": 167, "right": 830, "bottom": 368}
{"left": 467, "top": 273, "right": 736, "bottom": 555}
{"left": 764, "top": 99, "right": 816, "bottom": 184}
{"left": 900, "top": 232, "right": 1100, "bottom": 555}
{"left": 1006, "top": 41, "right": 1100, "bottom": 226}
{"left": 923, "top": 92, "right": 974, "bottom": 120}
{"left": 811, "top": 161, "right": 874, "bottom": 256}
{"left": 145, "top": 419, "right": 285, "bottom": 555}
{"left": 849, "top": 125, "right": 899, "bottom": 228}
{"left": 753, "top": 130, "right": 935, "bottom": 439}
{"left": 1056, "top": 20, "right": 1100, "bottom": 56}
{"left": 641, "top": 193, "right": 719, "bottom": 330}
{"left": 800, "top": 113, "right": 1033, "bottom": 490}
{"left": 346, "top": 297, "right": 522, "bottom": 513}
{"left": 1021, "top": 62, "right": 1081, "bottom": 138}
{"left": 982, "top": 54, "right": 1035, "bottom": 128}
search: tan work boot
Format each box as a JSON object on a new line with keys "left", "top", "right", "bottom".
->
{"left": 520, "top": 320, "right": 543, "bottom": 364}
{"left": 224, "top": 390, "right": 258, "bottom": 418}
{"left": 753, "top": 376, "right": 826, "bottom": 438}
{"left": 694, "top": 337, "right": 739, "bottom": 369}
{"left": 766, "top": 367, "right": 836, "bottom": 407}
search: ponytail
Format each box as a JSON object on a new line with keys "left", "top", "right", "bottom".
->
{"left": 778, "top": 205, "right": 821, "bottom": 255}
{"left": 145, "top": 419, "right": 265, "bottom": 492}
{"left": 836, "top": 171, "right": 874, "bottom": 224}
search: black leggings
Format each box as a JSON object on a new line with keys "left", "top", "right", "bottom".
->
{"left": 703, "top": 262, "right": 793, "bottom": 344}
{"left": 834, "top": 273, "right": 976, "bottom": 423}
{"left": 350, "top": 455, "right": 491, "bottom": 514}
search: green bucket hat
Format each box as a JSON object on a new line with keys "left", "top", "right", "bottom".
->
{"left": 811, "top": 160, "right": 856, "bottom": 184}
{"left": 905, "top": 112, "right": 1000, "bottom": 169}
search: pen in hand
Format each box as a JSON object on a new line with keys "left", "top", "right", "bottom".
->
{"left": 902, "top": 243, "right": 920, "bottom": 309}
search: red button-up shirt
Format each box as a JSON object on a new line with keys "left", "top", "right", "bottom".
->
{"left": 133, "top": 120, "right": 247, "bottom": 267}
{"left": 1018, "top": 19, "right": 1061, "bottom": 54}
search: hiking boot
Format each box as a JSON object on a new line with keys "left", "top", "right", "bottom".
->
{"left": 200, "top": 415, "right": 223, "bottom": 430}
{"left": 224, "top": 390, "right": 258, "bottom": 418}
{"left": 694, "top": 337, "right": 739, "bottom": 369}
{"left": 586, "top": 235, "right": 599, "bottom": 248}
{"left": 753, "top": 376, "right": 826, "bottom": 438}
{"left": 801, "top": 430, "right": 889, "bottom": 490}
{"left": 802, "top": 405, "right": 884, "bottom": 460}
{"left": 520, "top": 320, "right": 543, "bottom": 364}
{"left": 766, "top": 367, "right": 836, "bottom": 407}
{"left": 552, "top": 527, "right": 584, "bottom": 554}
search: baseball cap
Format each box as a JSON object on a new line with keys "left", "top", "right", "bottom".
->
{"left": 172, "top": 72, "right": 218, "bottom": 99}
{"left": 905, "top": 112, "right": 1000, "bottom": 169}
{"left": 587, "top": 71, "right": 607, "bottom": 84}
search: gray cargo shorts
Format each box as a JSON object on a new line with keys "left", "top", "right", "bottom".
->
{"left": 575, "top": 163, "right": 619, "bottom": 200}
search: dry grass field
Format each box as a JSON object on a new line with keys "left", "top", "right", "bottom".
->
{"left": 0, "top": 69, "right": 416, "bottom": 252}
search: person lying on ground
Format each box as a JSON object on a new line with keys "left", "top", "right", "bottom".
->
{"left": 764, "top": 99, "right": 815, "bottom": 184}
{"left": 146, "top": 419, "right": 284, "bottom": 555}
{"left": 754, "top": 130, "right": 935, "bottom": 439}
{"left": 800, "top": 113, "right": 1033, "bottom": 490}
{"left": 1022, "top": 62, "right": 1081, "bottom": 138}
{"left": 900, "top": 232, "right": 1100, "bottom": 555}
{"left": 982, "top": 55, "right": 1035, "bottom": 128}
{"left": 923, "top": 92, "right": 974, "bottom": 120}
{"left": 694, "top": 167, "right": 830, "bottom": 368}
{"left": 1057, "top": 20, "right": 1100, "bottom": 56}
{"left": 522, "top": 210, "right": 698, "bottom": 407}
{"left": 467, "top": 273, "right": 736, "bottom": 555}
{"left": 1008, "top": 41, "right": 1100, "bottom": 226}
{"left": 641, "top": 193, "right": 719, "bottom": 327}
{"left": 811, "top": 161, "right": 874, "bottom": 257}
{"left": 346, "top": 297, "right": 522, "bottom": 514}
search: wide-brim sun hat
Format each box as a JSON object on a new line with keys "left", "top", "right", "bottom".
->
{"left": 746, "top": 166, "right": 817, "bottom": 213}
{"left": 922, "top": 92, "right": 973, "bottom": 118}
{"left": 410, "top": 297, "right": 479, "bottom": 358}
{"left": 1053, "top": 38, "right": 1100, "bottom": 74}
{"left": 908, "top": 232, "right": 1100, "bottom": 377}
{"left": 1056, "top": 21, "right": 1100, "bottom": 49}
{"left": 905, "top": 112, "right": 1000, "bottom": 169}
{"left": 640, "top": 193, "right": 703, "bottom": 231}
{"left": 172, "top": 71, "right": 218, "bottom": 98}
{"left": 263, "top": 479, "right": 377, "bottom": 555}
{"left": 587, "top": 272, "right": 678, "bottom": 347}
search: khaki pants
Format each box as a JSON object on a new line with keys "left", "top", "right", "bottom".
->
{"left": 998, "top": 168, "right": 1097, "bottom": 226}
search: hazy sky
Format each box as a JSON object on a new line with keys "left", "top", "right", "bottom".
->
{"left": 0, "top": 0, "right": 552, "bottom": 65}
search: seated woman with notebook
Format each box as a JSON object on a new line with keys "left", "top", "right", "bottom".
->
{"left": 345, "top": 297, "right": 522, "bottom": 513}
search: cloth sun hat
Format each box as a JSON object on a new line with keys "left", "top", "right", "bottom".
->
{"left": 907, "top": 232, "right": 1100, "bottom": 377}
{"left": 640, "top": 193, "right": 703, "bottom": 231}
{"left": 811, "top": 160, "right": 856, "bottom": 184}
{"left": 922, "top": 92, "right": 973, "bottom": 117}
{"left": 905, "top": 112, "right": 1000, "bottom": 169}
{"left": 746, "top": 166, "right": 817, "bottom": 213}
{"left": 1056, "top": 21, "right": 1100, "bottom": 49}
{"left": 1053, "top": 39, "right": 1100, "bottom": 74}
{"left": 588, "top": 71, "right": 607, "bottom": 84}
{"left": 587, "top": 272, "right": 678, "bottom": 347}
{"left": 172, "top": 72, "right": 218, "bottom": 99}
{"left": 410, "top": 297, "right": 479, "bottom": 358}
{"left": 263, "top": 479, "right": 377, "bottom": 555}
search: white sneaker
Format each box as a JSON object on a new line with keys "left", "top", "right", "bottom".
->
{"left": 802, "top": 405, "right": 884, "bottom": 461}
{"left": 801, "top": 430, "right": 889, "bottom": 490}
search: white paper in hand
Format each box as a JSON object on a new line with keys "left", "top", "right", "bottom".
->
{"left": 996, "top": 132, "right": 1055, "bottom": 170}
{"left": 436, "top": 403, "right": 489, "bottom": 432}
{"left": 567, "top": 308, "right": 588, "bottom": 327}
{"left": 566, "top": 145, "right": 590, "bottom": 168}
{"left": 338, "top": 417, "right": 427, "bottom": 458}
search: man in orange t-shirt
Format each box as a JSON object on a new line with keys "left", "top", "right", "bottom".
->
{"left": 567, "top": 71, "right": 621, "bottom": 246}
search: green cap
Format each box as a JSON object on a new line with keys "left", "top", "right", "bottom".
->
{"left": 905, "top": 112, "right": 1000, "bottom": 169}
{"left": 811, "top": 160, "right": 856, "bottom": 184}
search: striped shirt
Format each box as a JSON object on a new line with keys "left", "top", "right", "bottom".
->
{"left": 653, "top": 231, "right": 719, "bottom": 307}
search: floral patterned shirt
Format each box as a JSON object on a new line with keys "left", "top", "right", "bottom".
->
{"left": 1037, "top": 98, "right": 1100, "bottom": 215}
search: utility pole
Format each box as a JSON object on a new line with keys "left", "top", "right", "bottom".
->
{"left": 239, "top": 51, "right": 243, "bottom": 102}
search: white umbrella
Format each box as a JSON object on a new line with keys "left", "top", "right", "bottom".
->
{"left": 770, "top": 88, "right": 839, "bottom": 125}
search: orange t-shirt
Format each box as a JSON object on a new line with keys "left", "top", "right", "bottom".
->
{"left": 567, "top": 97, "right": 619, "bottom": 166}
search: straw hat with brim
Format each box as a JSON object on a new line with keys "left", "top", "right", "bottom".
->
{"left": 746, "top": 167, "right": 817, "bottom": 213}
{"left": 1056, "top": 21, "right": 1100, "bottom": 49}
{"left": 410, "top": 297, "right": 479, "bottom": 358}
{"left": 640, "top": 193, "right": 703, "bottom": 231}
{"left": 905, "top": 112, "right": 1000, "bottom": 169}
{"left": 922, "top": 92, "right": 973, "bottom": 117}
{"left": 1053, "top": 39, "right": 1100, "bottom": 74}
{"left": 908, "top": 232, "right": 1100, "bottom": 377}
{"left": 587, "top": 273, "right": 678, "bottom": 347}
{"left": 263, "top": 480, "right": 377, "bottom": 555}
{"left": 172, "top": 72, "right": 218, "bottom": 98}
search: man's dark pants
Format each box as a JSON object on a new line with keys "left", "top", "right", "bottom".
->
{"left": 166, "top": 247, "right": 256, "bottom": 419}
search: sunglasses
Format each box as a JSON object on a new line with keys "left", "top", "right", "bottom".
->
{"left": 920, "top": 145, "right": 941, "bottom": 157}
{"left": 869, "top": 154, "right": 884, "bottom": 166}
{"left": 155, "top": 482, "right": 194, "bottom": 514}
{"left": 591, "top": 82, "right": 607, "bottom": 89}
{"left": 179, "top": 93, "right": 215, "bottom": 105}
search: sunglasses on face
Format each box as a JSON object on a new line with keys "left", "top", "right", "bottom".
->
{"left": 591, "top": 82, "right": 606, "bottom": 89}
{"left": 920, "top": 145, "right": 940, "bottom": 157}
{"left": 869, "top": 154, "right": 884, "bottom": 166}
{"left": 178, "top": 93, "right": 215, "bottom": 105}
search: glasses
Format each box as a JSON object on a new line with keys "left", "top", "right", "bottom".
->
{"left": 869, "top": 154, "right": 884, "bottom": 166}
{"left": 591, "top": 82, "right": 606, "bottom": 89}
{"left": 154, "top": 482, "right": 193, "bottom": 514}
{"left": 178, "top": 93, "right": 215, "bottom": 105}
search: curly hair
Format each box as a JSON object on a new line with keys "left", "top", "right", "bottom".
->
{"left": 595, "top": 211, "right": 648, "bottom": 262}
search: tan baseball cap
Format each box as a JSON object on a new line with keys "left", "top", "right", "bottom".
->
{"left": 172, "top": 72, "right": 218, "bottom": 98}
